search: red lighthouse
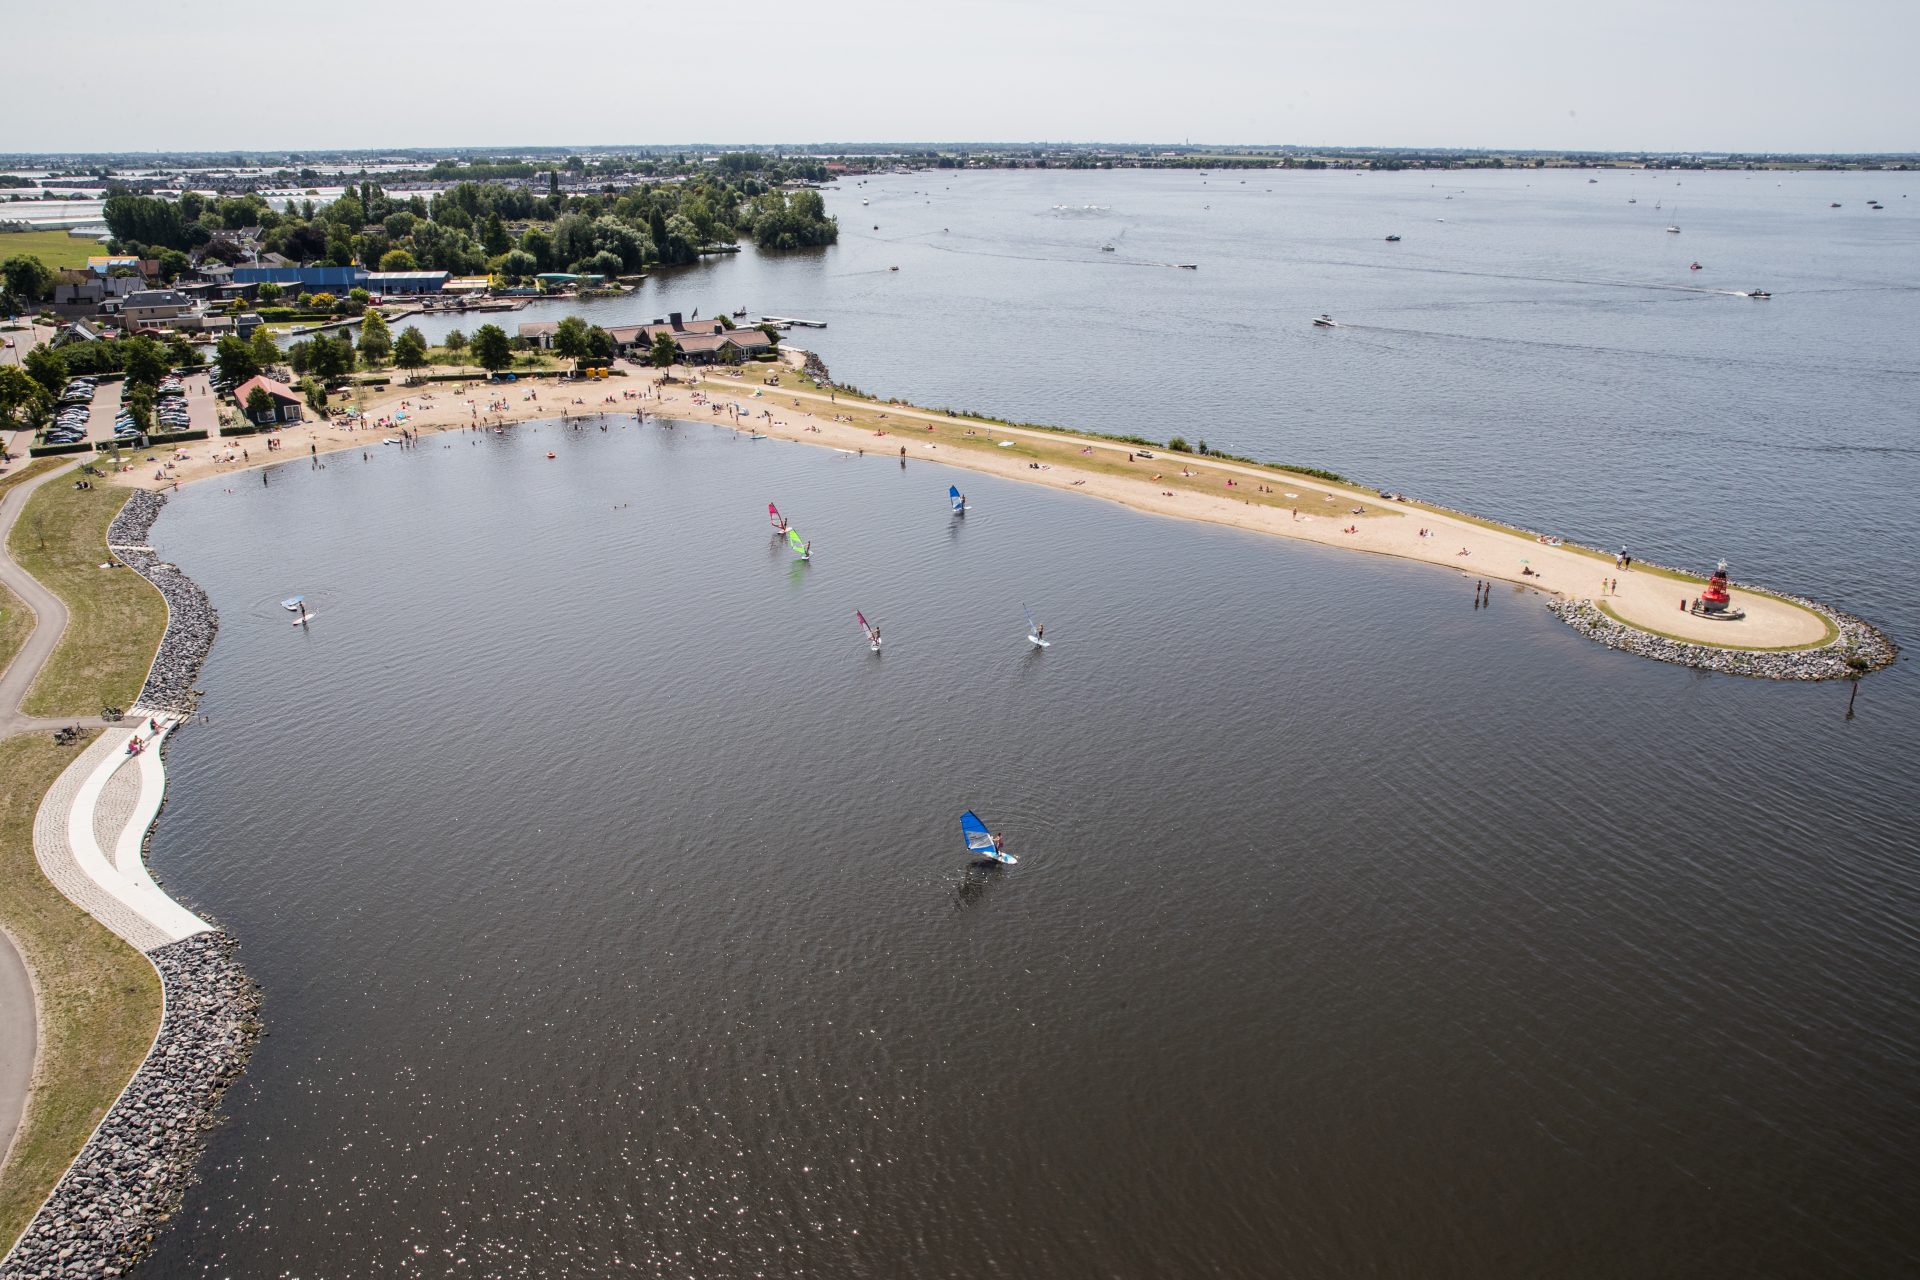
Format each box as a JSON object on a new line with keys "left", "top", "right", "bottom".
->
{"left": 1691, "top": 560, "right": 1745, "bottom": 620}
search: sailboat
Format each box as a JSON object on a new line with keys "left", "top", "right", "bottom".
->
{"left": 949, "top": 484, "right": 967, "bottom": 513}
{"left": 768, "top": 502, "right": 788, "bottom": 534}
{"left": 1666, "top": 204, "right": 1681, "bottom": 234}
{"left": 787, "top": 527, "right": 810, "bottom": 561}
{"left": 961, "top": 810, "right": 1016, "bottom": 865}
{"left": 856, "top": 610, "right": 881, "bottom": 651}
{"left": 1023, "top": 604, "right": 1049, "bottom": 648}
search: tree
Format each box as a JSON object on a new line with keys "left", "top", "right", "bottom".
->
{"left": 0, "top": 366, "right": 47, "bottom": 426}
{"left": 649, "top": 331, "right": 678, "bottom": 368}
{"left": 497, "top": 248, "right": 538, "bottom": 281}
{"left": 215, "top": 332, "right": 259, "bottom": 385}
{"left": 586, "top": 325, "right": 615, "bottom": 362}
{"left": 444, "top": 329, "right": 467, "bottom": 356}
{"left": 358, "top": 308, "right": 392, "bottom": 365}
{"left": 249, "top": 326, "right": 280, "bottom": 372}
{"left": 393, "top": 325, "right": 429, "bottom": 373}
{"left": 348, "top": 287, "right": 371, "bottom": 308}
{"left": 584, "top": 249, "right": 624, "bottom": 278}
{"left": 121, "top": 335, "right": 169, "bottom": 387}
{"left": 22, "top": 343, "right": 65, "bottom": 398}
{"left": 481, "top": 213, "right": 510, "bottom": 257}
{"left": 519, "top": 227, "right": 554, "bottom": 271}
{"left": 298, "top": 376, "right": 328, "bottom": 414}
{"left": 2, "top": 254, "right": 56, "bottom": 304}
{"left": 552, "top": 315, "right": 592, "bottom": 361}
{"left": 378, "top": 248, "right": 418, "bottom": 272}
{"left": 124, "top": 382, "right": 155, "bottom": 434}
{"left": 167, "top": 333, "right": 205, "bottom": 371}
{"left": 257, "top": 281, "right": 283, "bottom": 304}
{"left": 308, "top": 292, "right": 337, "bottom": 312}
{"left": 469, "top": 323, "right": 512, "bottom": 373}
{"left": 245, "top": 385, "right": 276, "bottom": 423}
{"left": 313, "top": 332, "right": 356, "bottom": 379}
{"left": 155, "top": 248, "right": 191, "bottom": 283}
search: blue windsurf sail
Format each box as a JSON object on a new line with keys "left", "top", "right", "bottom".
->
{"left": 949, "top": 485, "right": 964, "bottom": 512}
{"left": 961, "top": 810, "right": 1016, "bottom": 864}
{"left": 281, "top": 596, "right": 304, "bottom": 610}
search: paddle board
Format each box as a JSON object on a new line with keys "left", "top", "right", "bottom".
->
{"left": 1028, "top": 634, "right": 1049, "bottom": 648}
{"left": 292, "top": 613, "right": 316, "bottom": 626}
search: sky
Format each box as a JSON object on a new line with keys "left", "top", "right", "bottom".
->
{"left": 4, "top": 0, "right": 1914, "bottom": 155}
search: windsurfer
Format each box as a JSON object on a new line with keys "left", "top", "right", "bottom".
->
{"left": 992, "top": 833, "right": 1005, "bottom": 855}
{"left": 1035, "top": 623, "right": 1044, "bottom": 641}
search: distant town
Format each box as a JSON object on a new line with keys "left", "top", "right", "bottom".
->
{"left": 1, "top": 141, "right": 1913, "bottom": 456}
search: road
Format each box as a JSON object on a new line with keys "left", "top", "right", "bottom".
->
{"left": 0, "top": 457, "right": 80, "bottom": 1174}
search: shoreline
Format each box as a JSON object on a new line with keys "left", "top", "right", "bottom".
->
{"left": 1, "top": 488, "right": 259, "bottom": 1279}
{"left": 118, "top": 356, "right": 1894, "bottom": 680}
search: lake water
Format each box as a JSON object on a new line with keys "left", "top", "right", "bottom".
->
{"left": 137, "top": 171, "right": 1920, "bottom": 1277}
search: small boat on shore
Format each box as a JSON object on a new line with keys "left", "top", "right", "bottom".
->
{"left": 1313, "top": 314, "right": 1338, "bottom": 328}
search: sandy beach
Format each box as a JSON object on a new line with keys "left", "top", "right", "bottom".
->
{"left": 112, "top": 356, "right": 1833, "bottom": 652}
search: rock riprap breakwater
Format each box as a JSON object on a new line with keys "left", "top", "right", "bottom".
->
{"left": 1548, "top": 596, "right": 1896, "bottom": 680}
{"left": 1, "top": 933, "right": 259, "bottom": 1280}
{"left": 108, "top": 491, "right": 217, "bottom": 713}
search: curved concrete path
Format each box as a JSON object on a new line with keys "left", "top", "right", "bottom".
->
{"left": 37, "top": 716, "right": 208, "bottom": 951}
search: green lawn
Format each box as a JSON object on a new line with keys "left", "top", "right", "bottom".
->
{"left": 0, "top": 229, "right": 104, "bottom": 272}
{"left": 0, "top": 730, "right": 162, "bottom": 1251}
{"left": 7, "top": 485, "right": 167, "bottom": 717}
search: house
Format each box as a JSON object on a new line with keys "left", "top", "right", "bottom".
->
{"left": 230, "top": 375, "right": 303, "bottom": 425}
{"left": 119, "top": 289, "right": 197, "bottom": 331}
{"left": 517, "top": 321, "right": 560, "bottom": 348}
{"left": 232, "top": 265, "right": 366, "bottom": 293}
{"left": 675, "top": 329, "right": 774, "bottom": 363}
{"left": 364, "top": 270, "right": 449, "bottom": 296}
{"left": 49, "top": 320, "right": 104, "bottom": 347}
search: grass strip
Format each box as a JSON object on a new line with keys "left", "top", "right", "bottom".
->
{"left": 0, "top": 731, "right": 162, "bottom": 1249}
{"left": 8, "top": 485, "right": 167, "bottom": 717}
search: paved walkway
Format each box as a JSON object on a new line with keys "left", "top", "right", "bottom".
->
{"left": 34, "top": 718, "right": 208, "bottom": 952}
{"left": 0, "top": 460, "right": 79, "bottom": 737}
{"left": 0, "top": 460, "right": 75, "bottom": 1173}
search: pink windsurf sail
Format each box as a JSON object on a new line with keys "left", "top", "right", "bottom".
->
{"left": 768, "top": 503, "right": 786, "bottom": 530}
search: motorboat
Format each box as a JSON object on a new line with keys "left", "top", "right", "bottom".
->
{"left": 1384, "top": 234, "right": 1401, "bottom": 242}
{"left": 1312, "top": 314, "right": 1338, "bottom": 328}
{"left": 1176, "top": 263, "right": 1198, "bottom": 269}
{"left": 1100, "top": 243, "right": 1115, "bottom": 252}
{"left": 1831, "top": 202, "right": 1842, "bottom": 208}
{"left": 1690, "top": 262, "right": 1702, "bottom": 271}
{"left": 1747, "top": 289, "right": 1771, "bottom": 299}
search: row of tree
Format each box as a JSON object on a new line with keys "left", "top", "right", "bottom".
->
{"left": 101, "top": 166, "right": 837, "bottom": 287}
